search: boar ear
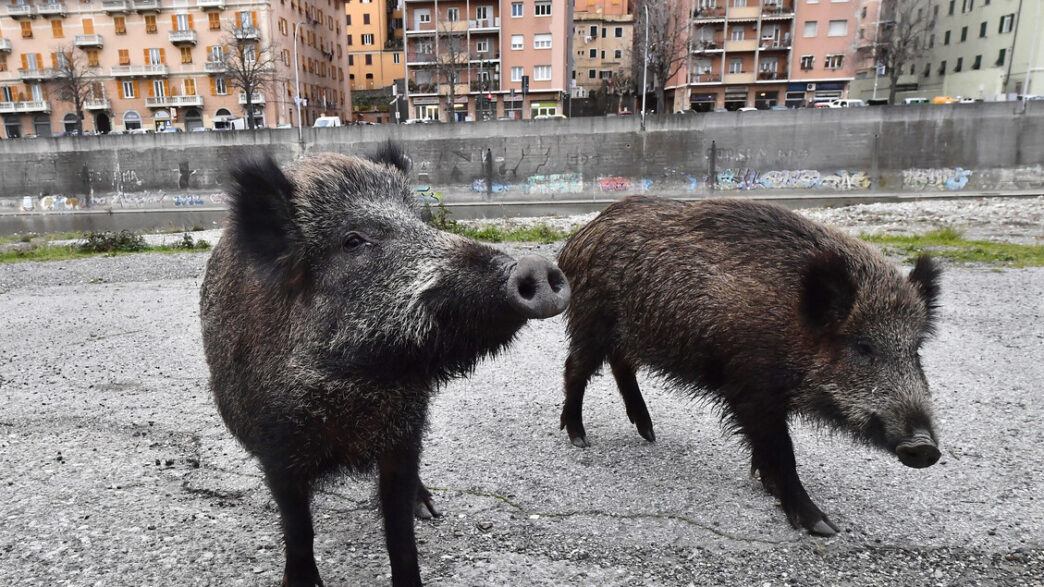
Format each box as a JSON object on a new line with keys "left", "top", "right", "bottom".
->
{"left": 229, "top": 155, "right": 311, "bottom": 294}
{"left": 908, "top": 254, "right": 941, "bottom": 316}
{"left": 367, "top": 140, "right": 411, "bottom": 174}
{"left": 800, "top": 250, "right": 858, "bottom": 333}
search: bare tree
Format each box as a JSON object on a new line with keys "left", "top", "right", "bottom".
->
{"left": 631, "top": 0, "right": 690, "bottom": 114}
{"left": 219, "top": 25, "right": 280, "bottom": 129}
{"left": 50, "top": 45, "right": 96, "bottom": 135}
{"left": 433, "top": 22, "right": 470, "bottom": 123}
{"left": 877, "top": 0, "right": 935, "bottom": 105}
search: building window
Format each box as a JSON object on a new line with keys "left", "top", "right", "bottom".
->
{"left": 730, "top": 28, "right": 744, "bottom": 41}
{"left": 615, "top": 27, "right": 623, "bottom": 38}
{"left": 729, "top": 58, "right": 742, "bottom": 73}
{"left": 996, "top": 48, "right": 1006, "bottom": 66}
{"left": 938, "top": 60, "right": 947, "bottom": 75}
{"left": 418, "top": 10, "right": 430, "bottom": 23}
{"left": 533, "top": 65, "right": 551, "bottom": 80}
{"left": 209, "top": 13, "right": 220, "bottom": 30}
{"left": 800, "top": 54, "right": 814, "bottom": 70}
{"left": 215, "top": 77, "right": 227, "bottom": 94}
{"left": 87, "top": 49, "right": 99, "bottom": 67}
{"left": 948, "top": 1, "right": 955, "bottom": 16}
{"left": 51, "top": 20, "right": 63, "bottom": 38}
{"left": 998, "top": 14, "right": 1014, "bottom": 34}
{"left": 960, "top": 26, "right": 967, "bottom": 42}
{"left": 923, "top": 63, "right": 931, "bottom": 77}
{"left": 362, "top": 34, "right": 374, "bottom": 45}
{"left": 511, "top": 2, "right": 522, "bottom": 17}
{"left": 21, "top": 21, "right": 32, "bottom": 38}
{"left": 511, "top": 34, "right": 523, "bottom": 50}
{"left": 972, "top": 55, "right": 981, "bottom": 70}
{"left": 363, "top": 13, "right": 370, "bottom": 25}
{"left": 511, "top": 65, "right": 523, "bottom": 81}
{"left": 393, "top": 53, "right": 400, "bottom": 64}
{"left": 122, "top": 80, "right": 135, "bottom": 99}
{"left": 348, "top": 55, "right": 354, "bottom": 66}
{"left": 447, "top": 7, "right": 459, "bottom": 21}
{"left": 181, "top": 46, "right": 192, "bottom": 63}
{"left": 824, "top": 54, "right": 843, "bottom": 70}
{"left": 118, "top": 49, "right": 130, "bottom": 65}
{"left": 476, "top": 39, "right": 489, "bottom": 52}
{"left": 589, "top": 25, "right": 597, "bottom": 37}
{"left": 365, "top": 54, "right": 372, "bottom": 65}
{"left": 114, "top": 16, "right": 126, "bottom": 34}
{"left": 614, "top": 49, "right": 622, "bottom": 59}
{"left": 979, "top": 21, "right": 987, "bottom": 38}
{"left": 534, "top": 1, "right": 551, "bottom": 17}
{"left": 954, "top": 57, "right": 962, "bottom": 72}
{"left": 145, "top": 15, "right": 157, "bottom": 34}
{"left": 944, "top": 30, "right": 950, "bottom": 45}
{"left": 827, "top": 20, "right": 847, "bottom": 37}
{"left": 589, "top": 48, "right": 596, "bottom": 58}
{"left": 534, "top": 34, "right": 551, "bottom": 49}
{"left": 803, "top": 21, "right": 817, "bottom": 38}
{"left": 588, "top": 69, "right": 596, "bottom": 78}
{"left": 962, "top": 0, "right": 973, "bottom": 11}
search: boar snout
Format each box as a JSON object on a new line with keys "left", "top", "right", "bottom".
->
{"left": 896, "top": 431, "right": 941, "bottom": 468}
{"left": 505, "top": 255, "right": 571, "bottom": 319}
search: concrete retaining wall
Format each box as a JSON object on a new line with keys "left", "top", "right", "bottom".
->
{"left": 1, "top": 101, "right": 1042, "bottom": 213}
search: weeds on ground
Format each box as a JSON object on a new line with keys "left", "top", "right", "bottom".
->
{"left": 0, "top": 231, "right": 210, "bottom": 263}
{"left": 861, "top": 227, "right": 1044, "bottom": 267}
{"left": 425, "top": 201, "right": 571, "bottom": 244}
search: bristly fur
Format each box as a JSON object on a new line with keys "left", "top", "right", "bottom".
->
{"left": 908, "top": 254, "right": 942, "bottom": 330}
{"left": 367, "top": 140, "right": 412, "bottom": 175}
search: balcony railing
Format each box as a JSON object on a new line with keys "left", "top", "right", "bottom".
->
{"left": 692, "top": 39, "right": 723, "bottom": 52}
{"left": 238, "top": 92, "right": 264, "bottom": 104}
{"left": 759, "top": 37, "right": 791, "bottom": 49}
{"left": 725, "top": 39, "right": 758, "bottom": 52}
{"left": 133, "top": 0, "right": 159, "bottom": 12}
{"left": 18, "top": 68, "right": 57, "bottom": 81}
{"left": 468, "top": 17, "right": 500, "bottom": 29}
{"left": 469, "top": 80, "right": 499, "bottom": 92}
{"left": 761, "top": 2, "right": 794, "bottom": 16}
{"left": 36, "top": 2, "right": 66, "bottom": 16}
{"left": 74, "top": 34, "right": 104, "bottom": 48}
{"left": 101, "top": 0, "right": 130, "bottom": 12}
{"left": 204, "top": 60, "right": 226, "bottom": 73}
{"left": 470, "top": 52, "right": 500, "bottom": 62}
{"left": 691, "top": 73, "right": 721, "bottom": 83}
{"left": 146, "top": 95, "right": 204, "bottom": 108}
{"left": 111, "top": 64, "right": 169, "bottom": 76}
{"left": 84, "top": 98, "right": 112, "bottom": 110}
{"left": 6, "top": 4, "right": 37, "bottom": 18}
{"left": 411, "top": 82, "right": 437, "bottom": 94}
{"left": 196, "top": 0, "right": 224, "bottom": 9}
{"left": 0, "top": 38, "right": 12, "bottom": 52}
{"left": 692, "top": 6, "right": 725, "bottom": 19}
{"left": 757, "top": 70, "right": 784, "bottom": 80}
{"left": 0, "top": 100, "right": 51, "bottom": 113}
{"left": 723, "top": 72, "right": 755, "bottom": 84}
{"left": 169, "top": 30, "right": 198, "bottom": 44}
{"left": 407, "top": 52, "right": 434, "bottom": 63}
{"left": 233, "top": 26, "right": 260, "bottom": 40}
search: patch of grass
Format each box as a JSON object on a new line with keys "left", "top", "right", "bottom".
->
{"left": 861, "top": 227, "right": 1044, "bottom": 267}
{"left": 424, "top": 200, "right": 572, "bottom": 244}
{"left": 0, "top": 231, "right": 210, "bottom": 264}
{"left": 0, "top": 231, "right": 83, "bottom": 245}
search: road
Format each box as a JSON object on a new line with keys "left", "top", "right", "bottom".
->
{"left": 0, "top": 241, "right": 1042, "bottom": 586}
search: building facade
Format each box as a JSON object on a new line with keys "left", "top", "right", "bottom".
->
{"left": 0, "top": 0, "right": 349, "bottom": 137}
{"left": 571, "top": 0, "right": 632, "bottom": 103}
{"left": 788, "top": 0, "right": 858, "bottom": 106}
{"left": 346, "top": 0, "right": 405, "bottom": 123}
{"left": 851, "top": 0, "right": 1043, "bottom": 103}
{"left": 403, "top": 0, "right": 571, "bottom": 121}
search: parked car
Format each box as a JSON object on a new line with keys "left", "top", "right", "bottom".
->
{"left": 931, "top": 96, "right": 955, "bottom": 104}
{"left": 313, "top": 116, "right": 342, "bottom": 128}
{"left": 956, "top": 97, "right": 979, "bottom": 104}
{"left": 904, "top": 97, "right": 930, "bottom": 105}
{"left": 826, "top": 99, "right": 867, "bottom": 108}
{"left": 737, "top": 107, "right": 758, "bottom": 112}
{"left": 534, "top": 114, "right": 567, "bottom": 119}
{"left": 770, "top": 105, "right": 789, "bottom": 111}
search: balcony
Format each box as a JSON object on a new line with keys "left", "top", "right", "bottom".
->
{"left": 18, "top": 68, "right": 57, "bottom": 81}
{"left": 238, "top": 92, "right": 264, "bottom": 104}
{"left": 691, "top": 73, "right": 721, "bottom": 84}
{"left": 196, "top": 0, "right": 224, "bottom": 9}
{"left": 723, "top": 72, "right": 755, "bottom": 84}
{"left": 727, "top": 6, "right": 760, "bottom": 19}
{"left": 407, "top": 52, "right": 435, "bottom": 63}
{"left": 0, "top": 100, "right": 50, "bottom": 113}
{"left": 233, "top": 26, "right": 260, "bottom": 41}
{"left": 111, "top": 64, "right": 169, "bottom": 76}
{"left": 36, "top": 2, "right": 66, "bottom": 16}
{"left": 761, "top": 2, "right": 795, "bottom": 18}
{"left": 757, "top": 70, "right": 785, "bottom": 81}
{"left": 101, "top": 0, "right": 130, "bottom": 13}
{"left": 6, "top": 4, "right": 37, "bottom": 18}
{"left": 0, "top": 38, "right": 12, "bottom": 52}
{"left": 759, "top": 37, "right": 791, "bottom": 50}
{"left": 438, "top": 83, "right": 468, "bottom": 96}
{"left": 204, "top": 60, "right": 226, "bottom": 73}
{"left": 468, "top": 17, "right": 499, "bottom": 30}
{"left": 84, "top": 98, "right": 112, "bottom": 110}
{"left": 469, "top": 80, "right": 499, "bottom": 92}
{"left": 169, "top": 29, "right": 197, "bottom": 45}
{"left": 146, "top": 95, "right": 204, "bottom": 108}
{"left": 133, "top": 0, "right": 159, "bottom": 12}
{"left": 693, "top": 6, "right": 725, "bottom": 20}
{"left": 692, "top": 39, "right": 723, "bottom": 52}
{"left": 74, "top": 34, "right": 104, "bottom": 48}
{"left": 469, "top": 52, "right": 500, "bottom": 62}
{"left": 724, "top": 39, "right": 758, "bottom": 52}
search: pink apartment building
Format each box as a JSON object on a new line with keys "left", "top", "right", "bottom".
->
{"left": 0, "top": 0, "right": 349, "bottom": 137}
{"left": 403, "top": 0, "right": 571, "bottom": 121}
{"left": 788, "top": 0, "right": 858, "bottom": 106}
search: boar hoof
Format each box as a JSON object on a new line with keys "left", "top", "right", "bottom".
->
{"left": 570, "top": 435, "right": 591, "bottom": 448}
{"left": 415, "top": 484, "right": 441, "bottom": 520}
{"left": 810, "top": 517, "right": 839, "bottom": 537}
{"left": 282, "top": 568, "right": 324, "bottom": 587}
{"left": 632, "top": 417, "right": 656, "bottom": 443}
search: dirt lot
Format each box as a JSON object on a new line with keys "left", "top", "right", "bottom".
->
{"left": 0, "top": 197, "right": 1041, "bottom": 586}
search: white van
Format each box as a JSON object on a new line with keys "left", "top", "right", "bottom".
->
{"left": 826, "top": 99, "right": 867, "bottom": 108}
{"left": 313, "top": 116, "right": 342, "bottom": 128}
{"left": 904, "top": 97, "right": 930, "bottom": 105}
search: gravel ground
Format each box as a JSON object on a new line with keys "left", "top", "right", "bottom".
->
{"left": 0, "top": 196, "right": 1042, "bottom": 586}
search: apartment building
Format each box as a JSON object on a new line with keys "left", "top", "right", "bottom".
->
{"left": 346, "top": 0, "right": 404, "bottom": 92}
{"left": 788, "top": 0, "right": 858, "bottom": 106}
{"left": 403, "top": 0, "right": 571, "bottom": 121}
{"left": 571, "top": 0, "right": 632, "bottom": 100}
{"left": 0, "top": 0, "right": 349, "bottom": 137}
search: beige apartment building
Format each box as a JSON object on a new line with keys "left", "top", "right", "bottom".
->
{"left": 851, "top": 0, "right": 1043, "bottom": 102}
{"left": 571, "top": 0, "right": 632, "bottom": 104}
{"left": 0, "top": 0, "right": 349, "bottom": 137}
{"left": 346, "top": 0, "right": 404, "bottom": 123}
{"left": 403, "top": 0, "right": 571, "bottom": 121}
{"left": 668, "top": 0, "right": 860, "bottom": 111}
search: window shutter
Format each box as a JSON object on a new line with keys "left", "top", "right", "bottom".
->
{"left": 171, "top": 15, "right": 178, "bottom": 29}
{"left": 160, "top": 48, "right": 166, "bottom": 64}
{"left": 21, "top": 54, "right": 27, "bottom": 70}
{"left": 83, "top": 18, "right": 94, "bottom": 35}
{"left": 143, "top": 49, "right": 149, "bottom": 63}
{"left": 210, "top": 77, "right": 216, "bottom": 95}
{"left": 162, "top": 79, "right": 168, "bottom": 96}
{"left": 185, "top": 78, "right": 195, "bottom": 95}
{"left": 133, "top": 81, "right": 139, "bottom": 99}
{"left": 50, "top": 52, "right": 57, "bottom": 68}
{"left": 148, "top": 80, "right": 154, "bottom": 97}
{"left": 251, "top": 11, "right": 258, "bottom": 26}
{"left": 118, "top": 82, "right": 125, "bottom": 99}
{"left": 188, "top": 14, "right": 194, "bottom": 29}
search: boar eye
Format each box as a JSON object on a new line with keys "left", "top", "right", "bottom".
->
{"left": 853, "top": 343, "right": 875, "bottom": 358}
{"left": 342, "top": 232, "right": 371, "bottom": 250}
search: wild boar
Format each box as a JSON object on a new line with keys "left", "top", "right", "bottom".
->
{"left": 199, "top": 146, "right": 570, "bottom": 586}
{"left": 557, "top": 195, "right": 941, "bottom": 536}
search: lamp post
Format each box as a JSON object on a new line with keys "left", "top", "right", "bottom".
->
{"left": 641, "top": 3, "right": 649, "bottom": 127}
{"left": 292, "top": 21, "right": 307, "bottom": 141}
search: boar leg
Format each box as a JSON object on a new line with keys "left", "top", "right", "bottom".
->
{"left": 608, "top": 355, "right": 655, "bottom": 442}
{"left": 561, "top": 343, "right": 607, "bottom": 447}
{"left": 379, "top": 438, "right": 423, "bottom": 587}
{"left": 414, "top": 479, "right": 441, "bottom": 520}
{"left": 267, "top": 474, "right": 324, "bottom": 587}
{"left": 734, "top": 407, "right": 839, "bottom": 537}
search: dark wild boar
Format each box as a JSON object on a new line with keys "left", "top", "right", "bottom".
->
{"left": 199, "top": 147, "right": 570, "bottom": 586}
{"left": 558, "top": 196, "right": 941, "bottom": 536}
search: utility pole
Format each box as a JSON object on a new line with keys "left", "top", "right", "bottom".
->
{"left": 641, "top": 3, "right": 649, "bottom": 128}
{"left": 292, "top": 21, "right": 306, "bottom": 141}
{"left": 1024, "top": 0, "right": 1041, "bottom": 100}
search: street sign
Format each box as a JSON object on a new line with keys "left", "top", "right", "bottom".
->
{"left": 877, "top": 63, "right": 886, "bottom": 76}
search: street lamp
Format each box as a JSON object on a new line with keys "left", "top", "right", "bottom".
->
{"left": 292, "top": 21, "right": 308, "bottom": 140}
{"left": 641, "top": 3, "right": 649, "bottom": 127}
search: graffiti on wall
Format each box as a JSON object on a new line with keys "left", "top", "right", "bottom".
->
{"left": 901, "top": 168, "right": 973, "bottom": 191}
{"left": 522, "top": 173, "right": 583, "bottom": 195}
{"left": 471, "top": 179, "right": 514, "bottom": 193}
{"left": 712, "top": 169, "right": 872, "bottom": 191}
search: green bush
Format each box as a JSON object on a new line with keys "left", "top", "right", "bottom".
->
{"left": 79, "top": 231, "right": 147, "bottom": 253}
